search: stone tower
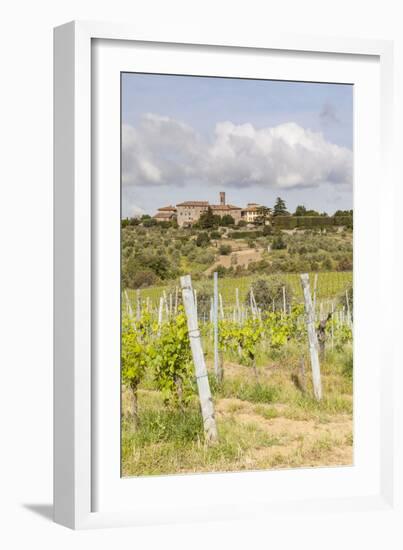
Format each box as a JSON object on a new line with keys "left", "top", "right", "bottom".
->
{"left": 220, "top": 191, "right": 226, "bottom": 205}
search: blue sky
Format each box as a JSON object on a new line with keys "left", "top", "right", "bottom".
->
{"left": 121, "top": 73, "right": 353, "bottom": 217}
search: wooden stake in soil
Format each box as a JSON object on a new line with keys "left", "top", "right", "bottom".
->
{"left": 300, "top": 273, "right": 322, "bottom": 401}
{"left": 180, "top": 275, "right": 218, "bottom": 443}
{"left": 174, "top": 286, "right": 178, "bottom": 314}
{"left": 345, "top": 289, "right": 352, "bottom": 327}
{"left": 235, "top": 287, "right": 241, "bottom": 323}
{"left": 163, "top": 290, "right": 169, "bottom": 316}
{"left": 124, "top": 289, "right": 133, "bottom": 318}
{"left": 250, "top": 288, "right": 258, "bottom": 319}
{"left": 136, "top": 289, "right": 141, "bottom": 322}
{"left": 157, "top": 296, "right": 164, "bottom": 335}
{"left": 312, "top": 273, "right": 318, "bottom": 320}
{"left": 193, "top": 289, "right": 198, "bottom": 320}
{"left": 331, "top": 301, "right": 335, "bottom": 350}
{"left": 213, "top": 272, "right": 222, "bottom": 381}
{"left": 219, "top": 293, "right": 224, "bottom": 320}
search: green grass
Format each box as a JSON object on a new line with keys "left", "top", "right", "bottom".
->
{"left": 122, "top": 402, "right": 282, "bottom": 476}
{"left": 219, "top": 378, "right": 280, "bottom": 404}
{"left": 124, "top": 407, "right": 204, "bottom": 446}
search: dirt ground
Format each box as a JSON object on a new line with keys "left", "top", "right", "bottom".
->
{"left": 205, "top": 247, "right": 264, "bottom": 275}
{"left": 215, "top": 397, "right": 352, "bottom": 468}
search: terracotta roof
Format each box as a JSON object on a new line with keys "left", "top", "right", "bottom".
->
{"left": 158, "top": 205, "right": 177, "bottom": 212}
{"left": 154, "top": 212, "right": 175, "bottom": 219}
{"left": 176, "top": 201, "right": 209, "bottom": 207}
{"left": 210, "top": 204, "right": 242, "bottom": 211}
{"left": 242, "top": 204, "right": 261, "bottom": 212}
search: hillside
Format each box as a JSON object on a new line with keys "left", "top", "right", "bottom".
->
{"left": 121, "top": 221, "right": 353, "bottom": 290}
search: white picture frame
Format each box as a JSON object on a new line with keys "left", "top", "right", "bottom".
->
{"left": 54, "top": 20, "right": 399, "bottom": 532}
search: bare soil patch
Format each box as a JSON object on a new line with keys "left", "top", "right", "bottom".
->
{"left": 205, "top": 247, "right": 263, "bottom": 275}
{"left": 214, "top": 396, "right": 352, "bottom": 469}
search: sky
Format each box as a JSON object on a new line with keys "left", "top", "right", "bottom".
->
{"left": 121, "top": 73, "right": 353, "bottom": 218}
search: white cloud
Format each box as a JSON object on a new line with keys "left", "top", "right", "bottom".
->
{"left": 122, "top": 114, "right": 352, "bottom": 191}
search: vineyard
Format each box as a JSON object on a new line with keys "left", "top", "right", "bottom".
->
{"left": 125, "top": 271, "right": 352, "bottom": 319}
{"left": 121, "top": 272, "right": 353, "bottom": 476}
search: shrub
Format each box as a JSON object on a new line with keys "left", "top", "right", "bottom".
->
{"left": 197, "top": 207, "right": 220, "bottom": 229}
{"left": 220, "top": 214, "right": 235, "bottom": 226}
{"left": 246, "top": 276, "right": 293, "bottom": 312}
{"left": 231, "top": 230, "right": 263, "bottom": 239}
{"left": 193, "top": 281, "right": 213, "bottom": 318}
{"left": 322, "top": 258, "right": 334, "bottom": 270}
{"left": 271, "top": 235, "right": 287, "bottom": 250}
{"left": 219, "top": 244, "right": 232, "bottom": 255}
{"left": 216, "top": 265, "right": 230, "bottom": 277}
{"left": 196, "top": 232, "right": 210, "bottom": 247}
{"left": 142, "top": 218, "right": 157, "bottom": 227}
{"left": 337, "top": 257, "right": 353, "bottom": 271}
{"left": 125, "top": 269, "right": 160, "bottom": 289}
{"left": 196, "top": 249, "right": 215, "bottom": 265}
{"left": 272, "top": 215, "right": 352, "bottom": 229}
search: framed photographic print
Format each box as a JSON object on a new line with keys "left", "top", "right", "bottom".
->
{"left": 119, "top": 72, "right": 354, "bottom": 476}
{"left": 54, "top": 21, "right": 399, "bottom": 532}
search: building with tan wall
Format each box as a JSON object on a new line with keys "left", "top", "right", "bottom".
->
{"left": 175, "top": 192, "right": 244, "bottom": 227}
{"left": 154, "top": 192, "right": 267, "bottom": 227}
{"left": 210, "top": 204, "right": 242, "bottom": 223}
{"left": 241, "top": 203, "right": 261, "bottom": 223}
{"left": 176, "top": 201, "right": 209, "bottom": 226}
{"left": 153, "top": 205, "right": 177, "bottom": 222}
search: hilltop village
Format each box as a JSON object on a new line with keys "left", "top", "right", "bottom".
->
{"left": 153, "top": 192, "right": 262, "bottom": 227}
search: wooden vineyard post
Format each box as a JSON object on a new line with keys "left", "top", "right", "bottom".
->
{"left": 157, "top": 296, "right": 164, "bottom": 336}
{"left": 312, "top": 273, "right": 318, "bottom": 320}
{"left": 250, "top": 288, "right": 258, "bottom": 319}
{"left": 194, "top": 289, "right": 198, "bottom": 320}
{"left": 345, "top": 289, "right": 352, "bottom": 327}
{"left": 219, "top": 293, "right": 224, "bottom": 320}
{"left": 235, "top": 288, "right": 240, "bottom": 322}
{"left": 163, "top": 290, "right": 169, "bottom": 317}
{"left": 249, "top": 289, "right": 254, "bottom": 316}
{"left": 136, "top": 289, "right": 141, "bottom": 321}
{"left": 331, "top": 301, "right": 335, "bottom": 350}
{"left": 124, "top": 289, "right": 133, "bottom": 318}
{"left": 209, "top": 297, "right": 213, "bottom": 326}
{"left": 300, "top": 273, "right": 322, "bottom": 401}
{"left": 282, "top": 286, "right": 286, "bottom": 315}
{"left": 213, "top": 272, "right": 222, "bottom": 382}
{"left": 180, "top": 275, "right": 218, "bottom": 443}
